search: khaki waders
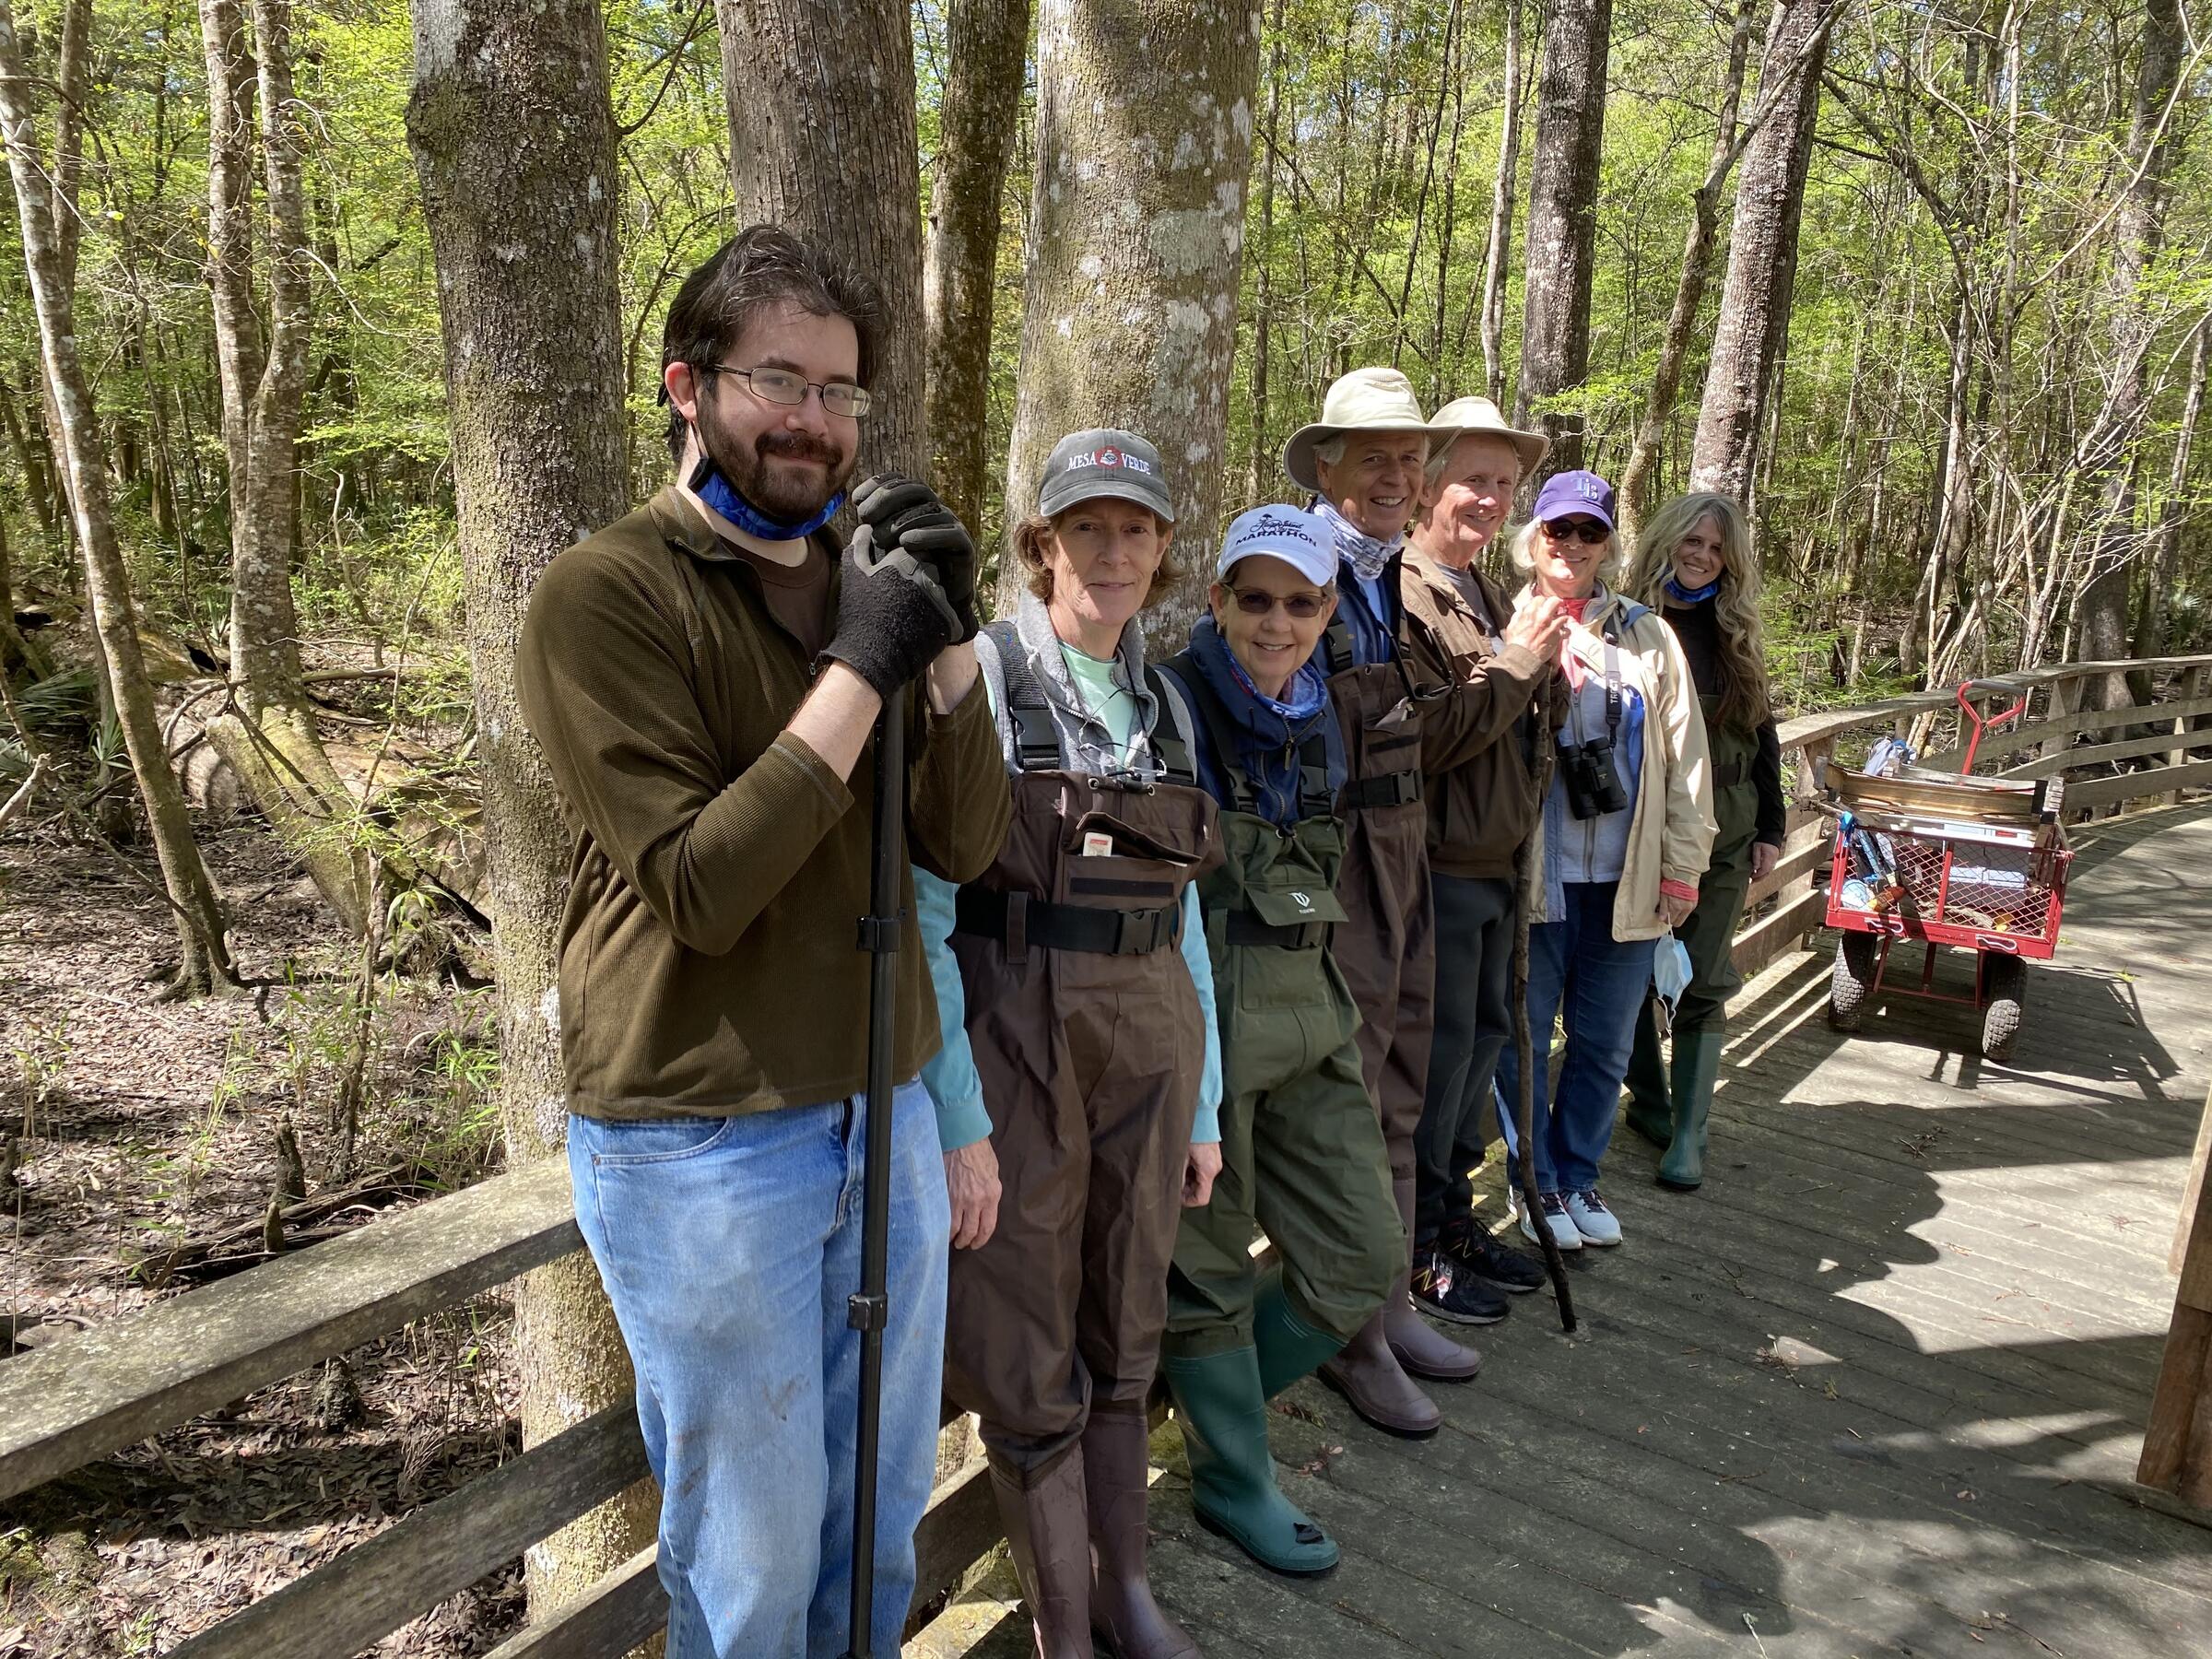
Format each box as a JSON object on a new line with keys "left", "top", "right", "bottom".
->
{"left": 1159, "top": 660, "right": 1401, "bottom": 1575}
{"left": 941, "top": 630, "right": 1218, "bottom": 1658}
{"left": 1310, "top": 614, "right": 1476, "bottom": 1437}
{"left": 1625, "top": 692, "right": 1760, "bottom": 1189}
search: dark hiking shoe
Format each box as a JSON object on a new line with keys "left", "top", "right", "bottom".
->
{"left": 1409, "top": 1245, "right": 1510, "bottom": 1325}
{"left": 1441, "top": 1217, "right": 1547, "bottom": 1294}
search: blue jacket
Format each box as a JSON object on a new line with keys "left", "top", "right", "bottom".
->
{"left": 1169, "top": 615, "right": 1347, "bottom": 830}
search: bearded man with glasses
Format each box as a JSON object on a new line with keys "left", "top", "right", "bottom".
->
{"left": 515, "top": 225, "right": 1010, "bottom": 1657}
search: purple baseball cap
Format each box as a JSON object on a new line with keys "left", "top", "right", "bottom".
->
{"left": 1531, "top": 469, "right": 1617, "bottom": 531}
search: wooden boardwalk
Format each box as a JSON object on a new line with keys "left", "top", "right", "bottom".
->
{"left": 916, "top": 804, "right": 2212, "bottom": 1658}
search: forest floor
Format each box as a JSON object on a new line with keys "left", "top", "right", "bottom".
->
{"left": 0, "top": 810, "right": 526, "bottom": 1658}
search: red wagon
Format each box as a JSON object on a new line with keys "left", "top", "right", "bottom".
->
{"left": 1823, "top": 683, "right": 2074, "bottom": 1061}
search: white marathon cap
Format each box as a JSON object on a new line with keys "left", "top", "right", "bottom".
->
{"left": 1217, "top": 505, "right": 1336, "bottom": 588}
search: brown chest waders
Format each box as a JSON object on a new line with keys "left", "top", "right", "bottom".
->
{"left": 939, "top": 631, "right": 1218, "bottom": 1478}
{"left": 1312, "top": 608, "right": 1480, "bottom": 1434}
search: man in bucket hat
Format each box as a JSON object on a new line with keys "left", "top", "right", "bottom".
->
{"left": 1397, "top": 396, "right": 1568, "bottom": 1334}
{"left": 1277, "top": 367, "right": 1535, "bottom": 1437}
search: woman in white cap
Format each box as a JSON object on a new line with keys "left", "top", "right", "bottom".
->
{"left": 915, "top": 428, "right": 1220, "bottom": 1659}
{"left": 1491, "top": 470, "right": 1715, "bottom": 1253}
{"left": 1276, "top": 367, "right": 1494, "bottom": 1436}
{"left": 1155, "top": 505, "right": 1402, "bottom": 1580}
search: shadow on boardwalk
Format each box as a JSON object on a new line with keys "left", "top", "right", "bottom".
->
{"left": 924, "top": 806, "right": 2212, "bottom": 1658}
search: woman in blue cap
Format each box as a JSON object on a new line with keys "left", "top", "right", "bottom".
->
{"left": 1154, "top": 506, "right": 1402, "bottom": 1580}
{"left": 1492, "top": 471, "right": 1715, "bottom": 1253}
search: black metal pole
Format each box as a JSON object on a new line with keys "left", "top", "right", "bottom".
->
{"left": 845, "top": 683, "right": 907, "bottom": 1659}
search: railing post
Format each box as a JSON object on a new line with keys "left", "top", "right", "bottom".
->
{"left": 2042, "top": 673, "right": 2084, "bottom": 768}
{"left": 2172, "top": 666, "right": 2207, "bottom": 806}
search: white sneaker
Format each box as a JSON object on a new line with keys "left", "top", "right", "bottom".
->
{"left": 1566, "top": 1188, "right": 1623, "bottom": 1247}
{"left": 1518, "top": 1192, "right": 1583, "bottom": 1252}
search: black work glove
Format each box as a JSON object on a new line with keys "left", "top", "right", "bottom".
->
{"left": 818, "top": 526, "right": 960, "bottom": 699}
{"left": 851, "top": 474, "right": 981, "bottom": 643}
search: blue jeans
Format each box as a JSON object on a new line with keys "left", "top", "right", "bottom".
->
{"left": 568, "top": 1081, "right": 950, "bottom": 1659}
{"left": 1494, "top": 881, "right": 1657, "bottom": 1195}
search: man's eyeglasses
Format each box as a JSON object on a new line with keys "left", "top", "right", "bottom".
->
{"left": 1229, "top": 587, "right": 1331, "bottom": 619}
{"left": 1541, "top": 518, "right": 1609, "bottom": 546}
{"left": 702, "top": 363, "right": 873, "bottom": 420}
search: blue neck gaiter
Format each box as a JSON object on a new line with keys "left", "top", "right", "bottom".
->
{"left": 1665, "top": 574, "right": 1721, "bottom": 606}
{"left": 690, "top": 454, "right": 844, "bottom": 542}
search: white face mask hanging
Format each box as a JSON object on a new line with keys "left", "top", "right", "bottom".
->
{"left": 1651, "top": 929, "right": 1695, "bottom": 1039}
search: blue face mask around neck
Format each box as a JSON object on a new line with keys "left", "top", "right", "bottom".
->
{"left": 688, "top": 451, "right": 845, "bottom": 542}
{"left": 1665, "top": 573, "right": 1721, "bottom": 606}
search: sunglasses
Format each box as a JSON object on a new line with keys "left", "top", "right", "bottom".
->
{"left": 1541, "top": 518, "right": 1610, "bottom": 545}
{"left": 1228, "top": 587, "right": 1331, "bottom": 619}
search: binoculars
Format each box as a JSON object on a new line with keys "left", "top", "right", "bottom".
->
{"left": 1559, "top": 734, "right": 1630, "bottom": 819}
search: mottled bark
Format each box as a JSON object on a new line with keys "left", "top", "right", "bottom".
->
{"left": 2136, "top": 317, "right": 2206, "bottom": 669}
{"left": 998, "top": 0, "right": 1262, "bottom": 645}
{"left": 1514, "top": 0, "right": 1610, "bottom": 479}
{"left": 715, "top": 0, "right": 928, "bottom": 479}
{"left": 1245, "top": 0, "right": 1286, "bottom": 504}
{"left": 1477, "top": 0, "right": 1521, "bottom": 409}
{"left": 0, "top": 0, "right": 232, "bottom": 993}
{"left": 924, "top": 0, "right": 1030, "bottom": 535}
{"left": 1616, "top": 0, "right": 1756, "bottom": 544}
{"left": 200, "top": 0, "right": 366, "bottom": 932}
{"left": 1688, "top": 0, "right": 1834, "bottom": 500}
{"left": 2077, "top": 0, "right": 2183, "bottom": 712}
{"left": 405, "top": 0, "right": 653, "bottom": 1616}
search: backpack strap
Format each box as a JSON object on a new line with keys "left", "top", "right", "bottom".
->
{"left": 983, "top": 618, "right": 1061, "bottom": 773}
{"left": 1165, "top": 653, "right": 1255, "bottom": 813}
{"left": 1141, "top": 662, "right": 1199, "bottom": 788}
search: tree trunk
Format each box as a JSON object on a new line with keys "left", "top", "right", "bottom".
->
{"left": 1688, "top": 0, "right": 1834, "bottom": 501}
{"left": 1514, "top": 0, "right": 1610, "bottom": 479}
{"left": 0, "top": 0, "right": 233, "bottom": 994}
{"left": 1245, "top": 0, "right": 1287, "bottom": 504}
{"left": 2136, "top": 316, "right": 2206, "bottom": 670}
{"left": 923, "top": 0, "right": 1030, "bottom": 536}
{"left": 405, "top": 0, "right": 654, "bottom": 1618}
{"left": 199, "top": 0, "right": 368, "bottom": 934}
{"left": 1478, "top": 0, "right": 1524, "bottom": 409}
{"left": 998, "top": 0, "right": 1262, "bottom": 644}
{"left": 2076, "top": 0, "right": 2183, "bottom": 712}
{"left": 715, "top": 0, "right": 928, "bottom": 480}
{"left": 1617, "top": 0, "right": 1757, "bottom": 544}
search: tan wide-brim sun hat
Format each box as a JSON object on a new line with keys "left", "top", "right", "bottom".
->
{"left": 1281, "top": 366, "right": 1447, "bottom": 494}
{"left": 1426, "top": 394, "right": 1549, "bottom": 477}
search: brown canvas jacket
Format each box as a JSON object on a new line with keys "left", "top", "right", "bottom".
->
{"left": 1398, "top": 546, "right": 1559, "bottom": 881}
{"left": 515, "top": 485, "right": 1011, "bottom": 1120}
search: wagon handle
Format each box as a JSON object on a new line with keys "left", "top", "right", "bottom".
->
{"left": 1955, "top": 679, "right": 2029, "bottom": 775}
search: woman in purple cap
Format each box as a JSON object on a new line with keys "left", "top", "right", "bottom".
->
{"left": 1491, "top": 470, "right": 1715, "bottom": 1253}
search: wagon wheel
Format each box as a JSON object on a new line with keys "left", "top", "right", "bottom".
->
{"left": 1829, "top": 932, "right": 1880, "bottom": 1030}
{"left": 1981, "top": 955, "right": 2027, "bottom": 1062}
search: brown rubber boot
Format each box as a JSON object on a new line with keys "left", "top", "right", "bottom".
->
{"left": 988, "top": 1448, "right": 1096, "bottom": 1659}
{"left": 1382, "top": 1175, "right": 1483, "bottom": 1383}
{"left": 1316, "top": 1171, "right": 1443, "bottom": 1437}
{"left": 1081, "top": 1406, "right": 1199, "bottom": 1658}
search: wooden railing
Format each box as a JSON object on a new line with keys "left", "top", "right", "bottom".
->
{"left": 6, "top": 651, "right": 2209, "bottom": 1656}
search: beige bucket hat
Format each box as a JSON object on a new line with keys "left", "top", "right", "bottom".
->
{"left": 1281, "top": 367, "right": 1444, "bottom": 494}
{"left": 1426, "top": 394, "right": 1549, "bottom": 477}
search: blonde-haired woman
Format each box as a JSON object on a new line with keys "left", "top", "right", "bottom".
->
{"left": 1620, "top": 491, "right": 1783, "bottom": 1191}
{"left": 1490, "top": 472, "right": 1714, "bottom": 1252}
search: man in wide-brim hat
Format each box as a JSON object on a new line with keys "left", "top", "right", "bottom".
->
{"left": 1396, "top": 396, "right": 1570, "bottom": 1339}
{"left": 1261, "top": 367, "right": 1477, "bottom": 1440}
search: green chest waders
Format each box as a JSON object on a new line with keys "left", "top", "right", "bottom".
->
{"left": 1625, "top": 691, "right": 1766, "bottom": 1188}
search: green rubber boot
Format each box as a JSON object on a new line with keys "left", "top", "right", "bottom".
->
{"left": 1623, "top": 998, "right": 1675, "bottom": 1149}
{"left": 1656, "top": 1028, "right": 1726, "bottom": 1191}
{"left": 1253, "top": 1269, "right": 1347, "bottom": 1400}
{"left": 1162, "top": 1346, "right": 1339, "bottom": 1577}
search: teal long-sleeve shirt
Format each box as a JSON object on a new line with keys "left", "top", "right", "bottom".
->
{"left": 914, "top": 868, "right": 1221, "bottom": 1151}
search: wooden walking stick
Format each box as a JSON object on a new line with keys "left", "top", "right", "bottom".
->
{"left": 1512, "top": 740, "right": 1578, "bottom": 1333}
